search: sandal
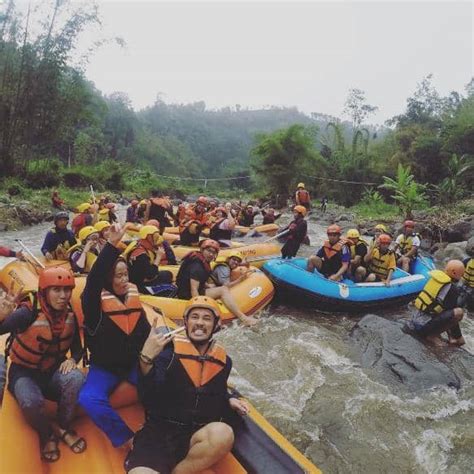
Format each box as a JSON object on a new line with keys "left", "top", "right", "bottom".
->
{"left": 41, "top": 434, "right": 61, "bottom": 463}
{"left": 58, "top": 428, "right": 87, "bottom": 454}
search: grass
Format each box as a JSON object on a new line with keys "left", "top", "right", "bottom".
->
{"left": 349, "top": 201, "right": 400, "bottom": 222}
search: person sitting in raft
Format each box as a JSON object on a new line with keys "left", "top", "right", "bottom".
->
{"left": 306, "top": 224, "right": 350, "bottom": 281}
{"left": 126, "top": 199, "right": 140, "bottom": 223}
{"left": 373, "top": 223, "right": 390, "bottom": 242}
{"left": 123, "top": 225, "right": 174, "bottom": 295}
{"left": 193, "top": 196, "right": 211, "bottom": 226}
{"left": 0, "top": 267, "right": 85, "bottom": 462}
{"left": 79, "top": 223, "right": 151, "bottom": 450}
{"left": 261, "top": 207, "right": 281, "bottom": 224}
{"left": 363, "top": 234, "right": 396, "bottom": 286}
{"left": 281, "top": 205, "right": 308, "bottom": 259}
{"left": 71, "top": 202, "right": 97, "bottom": 236}
{"left": 51, "top": 190, "right": 65, "bottom": 210}
{"left": 98, "top": 202, "right": 118, "bottom": 224}
{"left": 137, "top": 200, "right": 148, "bottom": 223}
{"left": 0, "top": 246, "right": 25, "bottom": 260}
{"left": 394, "top": 220, "right": 420, "bottom": 272}
{"left": 237, "top": 204, "right": 260, "bottom": 227}
{"left": 178, "top": 208, "right": 203, "bottom": 246}
{"left": 176, "top": 239, "right": 258, "bottom": 327}
{"left": 41, "top": 211, "right": 77, "bottom": 261}
{"left": 145, "top": 219, "right": 177, "bottom": 266}
{"left": 125, "top": 296, "right": 250, "bottom": 473}
{"left": 68, "top": 226, "right": 100, "bottom": 274}
{"left": 295, "top": 182, "right": 311, "bottom": 211}
{"left": 209, "top": 204, "right": 236, "bottom": 247}
{"left": 410, "top": 260, "right": 466, "bottom": 346}
{"left": 146, "top": 190, "right": 176, "bottom": 234}
{"left": 346, "top": 228, "right": 368, "bottom": 282}
{"left": 211, "top": 251, "right": 254, "bottom": 288}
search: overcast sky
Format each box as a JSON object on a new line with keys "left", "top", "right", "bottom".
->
{"left": 26, "top": 1, "right": 474, "bottom": 124}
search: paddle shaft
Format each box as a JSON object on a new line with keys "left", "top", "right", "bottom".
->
{"left": 15, "top": 239, "right": 45, "bottom": 269}
{"left": 262, "top": 229, "right": 289, "bottom": 243}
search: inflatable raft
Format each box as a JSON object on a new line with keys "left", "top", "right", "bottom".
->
{"left": 165, "top": 224, "right": 279, "bottom": 238}
{"left": 263, "top": 256, "right": 435, "bottom": 312}
{"left": 0, "top": 305, "right": 320, "bottom": 473}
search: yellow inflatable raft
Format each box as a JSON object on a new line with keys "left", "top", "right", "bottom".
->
{"left": 164, "top": 224, "right": 278, "bottom": 238}
{"left": 0, "top": 305, "right": 320, "bottom": 474}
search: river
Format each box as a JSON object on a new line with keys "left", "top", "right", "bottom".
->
{"left": 1, "top": 214, "right": 473, "bottom": 473}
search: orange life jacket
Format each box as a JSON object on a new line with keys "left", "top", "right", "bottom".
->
{"left": 100, "top": 284, "right": 142, "bottom": 335}
{"left": 9, "top": 307, "right": 76, "bottom": 371}
{"left": 296, "top": 189, "right": 310, "bottom": 204}
{"left": 151, "top": 197, "right": 172, "bottom": 209}
{"left": 322, "top": 239, "right": 346, "bottom": 260}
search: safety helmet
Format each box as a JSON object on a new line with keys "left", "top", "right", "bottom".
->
{"left": 327, "top": 224, "right": 342, "bottom": 235}
{"left": 183, "top": 296, "right": 221, "bottom": 321}
{"left": 294, "top": 205, "right": 307, "bottom": 216}
{"left": 130, "top": 199, "right": 139, "bottom": 206}
{"left": 297, "top": 182, "right": 305, "bottom": 188}
{"left": 444, "top": 260, "right": 465, "bottom": 281}
{"left": 378, "top": 234, "right": 392, "bottom": 245}
{"left": 77, "top": 203, "right": 91, "bottom": 213}
{"left": 196, "top": 196, "right": 208, "bottom": 205}
{"left": 226, "top": 251, "right": 243, "bottom": 262}
{"left": 39, "top": 267, "right": 75, "bottom": 291}
{"left": 78, "top": 226, "right": 99, "bottom": 243}
{"left": 146, "top": 219, "right": 160, "bottom": 228}
{"left": 139, "top": 225, "right": 160, "bottom": 240}
{"left": 139, "top": 200, "right": 147, "bottom": 206}
{"left": 200, "top": 239, "right": 220, "bottom": 252}
{"left": 94, "top": 221, "right": 111, "bottom": 234}
{"left": 346, "top": 229, "right": 360, "bottom": 239}
{"left": 246, "top": 204, "right": 253, "bottom": 209}
{"left": 404, "top": 220, "right": 415, "bottom": 228}
{"left": 375, "top": 224, "right": 388, "bottom": 232}
{"left": 54, "top": 211, "right": 69, "bottom": 223}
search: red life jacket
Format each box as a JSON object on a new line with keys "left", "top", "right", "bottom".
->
{"left": 71, "top": 213, "right": 87, "bottom": 235}
{"left": 296, "top": 189, "right": 310, "bottom": 204}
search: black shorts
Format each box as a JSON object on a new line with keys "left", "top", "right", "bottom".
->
{"left": 125, "top": 422, "right": 196, "bottom": 473}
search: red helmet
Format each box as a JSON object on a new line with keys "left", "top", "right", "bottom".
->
{"left": 39, "top": 267, "right": 75, "bottom": 291}
{"left": 378, "top": 234, "right": 392, "bottom": 245}
{"left": 196, "top": 196, "right": 208, "bottom": 205}
{"left": 200, "top": 239, "right": 220, "bottom": 252}
{"left": 146, "top": 219, "right": 160, "bottom": 228}
{"left": 404, "top": 220, "right": 415, "bottom": 228}
{"left": 327, "top": 224, "right": 342, "bottom": 235}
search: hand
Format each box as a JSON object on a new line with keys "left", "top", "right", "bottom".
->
{"left": 383, "top": 279, "right": 391, "bottom": 287}
{"left": 0, "top": 282, "right": 23, "bottom": 322}
{"left": 229, "top": 397, "right": 250, "bottom": 416}
{"left": 141, "top": 318, "right": 177, "bottom": 360}
{"left": 45, "top": 252, "right": 54, "bottom": 261}
{"left": 240, "top": 315, "right": 258, "bottom": 327}
{"left": 107, "top": 223, "right": 127, "bottom": 248}
{"left": 154, "top": 247, "right": 165, "bottom": 264}
{"left": 15, "top": 250, "right": 25, "bottom": 261}
{"left": 84, "top": 240, "right": 94, "bottom": 252}
{"left": 58, "top": 358, "right": 77, "bottom": 375}
{"left": 328, "top": 274, "right": 341, "bottom": 281}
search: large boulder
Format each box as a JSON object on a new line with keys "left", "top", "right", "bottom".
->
{"left": 433, "top": 241, "right": 467, "bottom": 264}
{"left": 349, "top": 314, "right": 474, "bottom": 392}
{"left": 446, "top": 220, "right": 473, "bottom": 243}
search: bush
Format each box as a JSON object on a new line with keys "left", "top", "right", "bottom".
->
{"left": 63, "top": 169, "right": 91, "bottom": 188}
{"left": 1, "top": 177, "right": 25, "bottom": 196}
{"left": 25, "top": 159, "right": 62, "bottom": 189}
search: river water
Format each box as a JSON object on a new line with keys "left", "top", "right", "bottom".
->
{"left": 1, "top": 214, "right": 473, "bottom": 473}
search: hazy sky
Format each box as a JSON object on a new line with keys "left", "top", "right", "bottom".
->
{"left": 28, "top": 1, "right": 474, "bottom": 124}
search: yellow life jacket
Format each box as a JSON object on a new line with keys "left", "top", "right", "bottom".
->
{"left": 397, "top": 233, "right": 420, "bottom": 255}
{"left": 122, "top": 241, "right": 156, "bottom": 264}
{"left": 349, "top": 239, "right": 368, "bottom": 259}
{"left": 49, "top": 228, "right": 74, "bottom": 260}
{"left": 368, "top": 248, "right": 394, "bottom": 279}
{"left": 98, "top": 208, "right": 111, "bottom": 222}
{"left": 67, "top": 243, "right": 97, "bottom": 273}
{"left": 462, "top": 258, "right": 474, "bottom": 288}
{"left": 414, "top": 270, "right": 451, "bottom": 314}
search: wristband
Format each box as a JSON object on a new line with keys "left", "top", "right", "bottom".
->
{"left": 139, "top": 352, "right": 154, "bottom": 365}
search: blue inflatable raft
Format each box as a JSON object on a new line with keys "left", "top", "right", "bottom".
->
{"left": 262, "top": 256, "right": 435, "bottom": 312}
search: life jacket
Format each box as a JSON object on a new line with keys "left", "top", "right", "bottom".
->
{"left": 176, "top": 252, "right": 212, "bottom": 297}
{"left": 348, "top": 239, "right": 368, "bottom": 259}
{"left": 71, "top": 213, "right": 87, "bottom": 235}
{"left": 149, "top": 336, "right": 229, "bottom": 426}
{"left": 397, "top": 233, "right": 420, "bottom": 255}
{"left": 463, "top": 258, "right": 474, "bottom": 288}
{"left": 149, "top": 197, "right": 172, "bottom": 222}
{"left": 98, "top": 208, "right": 111, "bottom": 222}
{"left": 209, "top": 258, "right": 229, "bottom": 285}
{"left": 368, "top": 248, "right": 394, "bottom": 279}
{"left": 67, "top": 243, "right": 98, "bottom": 273}
{"left": 9, "top": 301, "right": 76, "bottom": 372}
{"left": 49, "top": 228, "right": 75, "bottom": 259}
{"left": 296, "top": 189, "right": 310, "bottom": 204}
{"left": 262, "top": 214, "right": 275, "bottom": 224}
{"left": 100, "top": 284, "right": 142, "bottom": 335}
{"left": 177, "top": 204, "right": 187, "bottom": 222}
{"left": 322, "top": 239, "right": 346, "bottom": 260}
{"left": 209, "top": 218, "right": 232, "bottom": 242}
{"left": 179, "top": 218, "right": 202, "bottom": 246}
{"left": 414, "top": 270, "right": 452, "bottom": 314}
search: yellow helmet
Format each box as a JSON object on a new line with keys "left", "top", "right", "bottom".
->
{"left": 294, "top": 205, "right": 307, "bottom": 216}
{"left": 78, "top": 226, "right": 99, "bottom": 243}
{"left": 139, "top": 225, "right": 160, "bottom": 240}
{"left": 346, "top": 229, "right": 360, "bottom": 239}
{"left": 226, "top": 251, "right": 243, "bottom": 262}
{"left": 375, "top": 224, "right": 388, "bottom": 232}
{"left": 297, "top": 182, "right": 305, "bottom": 188}
{"left": 183, "top": 296, "right": 221, "bottom": 320}
{"left": 139, "top": 199, "right": 147, "bottom": 206}
{"left": 94, "top": 221, "right": 111, "bottom": 233}
{"left": 77, "top": 203, "right": 91, "bottom": 213}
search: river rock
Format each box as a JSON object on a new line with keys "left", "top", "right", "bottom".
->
{"left": 433, "top": 241, "right": 467, "bottom": 264}
{"left": 349, "top": 314, "right": 474, "bottom": 391}
{"left": 446, "top": 220, "right": 473, "bottom": 243}
{"left": 0, "top": 223, "right": 7, "bottom": 231}
{"left": 466, "top": 237, "right": 474, "bottom": 256}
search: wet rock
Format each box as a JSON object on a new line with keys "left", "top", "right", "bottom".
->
{"left": 466, "top": 237, "right": 474, "bottom": 256}
{"left": 446, "top": 220, "right": 473, "bottom": 243}
{"left": 0, "top": 223, "right": 7, "bottom": 231}
{"left": 433, "top": 241, "right": 467, "bottom": 264}
{"left": 349, "top": 314, "right": 474, "bottom": 391}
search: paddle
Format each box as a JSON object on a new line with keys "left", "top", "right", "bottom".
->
{"left": 262, "top": 229, "right": 290, "bottom": 244}
{"left": 90, "top": 185, "right": 96, "bottom": 204}
{"left": 14, "top": 239, "right": 45, "bottom": 270}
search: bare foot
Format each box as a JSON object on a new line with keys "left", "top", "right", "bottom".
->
{"left": 425, "top": 335, "right": 447, "bottom": 347}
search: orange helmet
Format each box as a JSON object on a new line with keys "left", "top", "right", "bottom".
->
{"left": 444, "top": 260, "right": 465, "bottom": 281}
{"left": 39, "top": 267, "right": 75, "bottom": 291}
{"left": 199, "top": 239, "right": 220, "bottom": 252}
{"left": 294, "top": 205, "right": 307, "bottom": 216}
{"left": 196, "top": 196, "right": 208, "bottom": 205}
{"left": 183, "top": 296, "right": 221, "bottom": 320}
{"left": 404, "top": 220, "right": 415, "bottom": 228}
{"left": 327, "top": 224, "right": 342, "bottom": 235}
{"left": 146, "top": 219, "right": 160, "bottom": 228}
{"left": 378, "top": 233, "right": 392, "bottom": 245}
